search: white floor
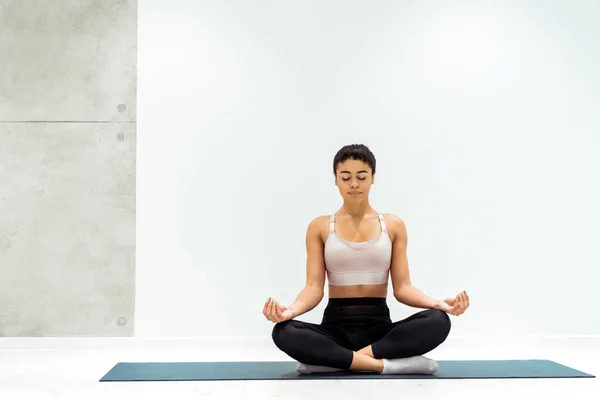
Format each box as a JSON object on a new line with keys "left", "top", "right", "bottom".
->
{"left": 0, "top": 345, "right": 598, "bottom": 400}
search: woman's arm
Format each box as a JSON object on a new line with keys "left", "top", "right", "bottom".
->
{"left": 388, "top": 214, "right": 441, "bottom": 310}
{"left": 287, "top": 216, "right": 327, "bottom": 317}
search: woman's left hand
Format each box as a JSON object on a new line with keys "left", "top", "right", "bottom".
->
{"left": 263, "top": 297, "right": 295, "bottom": 323}
{"left": 436, "top": 290, "right": 470, "bottom": 316}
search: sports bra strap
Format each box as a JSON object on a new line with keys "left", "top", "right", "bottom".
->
{"left": 378, "top": 213, "right": 387, "bottom": 233}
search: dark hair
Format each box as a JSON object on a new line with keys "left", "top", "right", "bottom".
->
{"left": 333, "top": 144, "right": 376, "bottom": 176}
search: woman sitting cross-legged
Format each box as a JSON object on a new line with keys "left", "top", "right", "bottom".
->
{"left": 263, "top": 144, "right": 470, "bottom": 375}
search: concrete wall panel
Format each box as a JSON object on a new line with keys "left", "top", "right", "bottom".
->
{"left": 0, "top": 0, "right": 136, "bottom": 122}
{"left": 0, "top": 123, "right": 135, "bottom": 336}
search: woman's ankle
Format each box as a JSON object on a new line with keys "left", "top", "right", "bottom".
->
{"left": 356, "top": 345, "right": 375, "bottom": 358}
{"left": 350, "top": 352, "right": 384, "bottom": 373}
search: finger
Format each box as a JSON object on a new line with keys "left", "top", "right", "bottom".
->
{"left": 270, "top": 300, "right": 277, "bottom": 321}
{"left": 266, "top": 299, "right": 276, "bottom": 321}
{"left": 263, "top": 298, "right": 270, "bottom": 317}
{"left": 456, "top": 296, "right": 463, "bottom": 315}
{"left": 464, "top": 291, "right": 470, "bottom": 308}
{"left": 269, "top": 298, "right": 277, "bottom": 317}
{"left": 273, "top": 301, "right": 282, "bottom": 322}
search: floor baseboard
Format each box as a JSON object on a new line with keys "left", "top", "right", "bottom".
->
{"left": 1, "top": 335, "right": 600, "bottom": 351}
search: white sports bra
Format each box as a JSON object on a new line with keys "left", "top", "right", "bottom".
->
{"left": 323, "top": 213, "right": 392, "bottom": 286}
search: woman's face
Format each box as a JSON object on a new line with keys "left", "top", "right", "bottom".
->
{"left": 334, "top": 159, "right": 374, "bottom": 202}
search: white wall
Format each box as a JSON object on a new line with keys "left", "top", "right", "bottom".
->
{"left": 136, "top": 0, "right": 600, "bottom": 340}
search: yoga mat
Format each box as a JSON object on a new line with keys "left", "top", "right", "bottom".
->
{"left": 100, "top": 360, "right": 595, "bottom": 381}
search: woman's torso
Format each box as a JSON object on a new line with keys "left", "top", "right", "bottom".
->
{"left": 319, "top": 211, "right": 393, "bottom": 299}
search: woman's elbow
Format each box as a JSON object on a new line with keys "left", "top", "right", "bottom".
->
{"left": 308, "top": 283, "right": 325, "bottom": 297}
{"left": 393, "top": 283, "right": 412, "bottom": 302}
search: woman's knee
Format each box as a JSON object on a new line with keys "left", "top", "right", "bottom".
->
{"left": 271, "top": 320, "right": 297, "bottom": 351}
{"left": 426, "top": 309, "right": 451, "bottom": 342}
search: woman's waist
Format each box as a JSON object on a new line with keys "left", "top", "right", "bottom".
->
{"left": 326, "top": 296, "right": 388, "bottom": 307}
{"left": 328, "top": 283, "right": 388, "bottom": 299}
{"left": 322, "top": 296, "right": 391, "bottom": 324}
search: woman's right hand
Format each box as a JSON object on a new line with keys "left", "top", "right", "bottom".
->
{"left": 436, "top": 290, "right": 470, "bottom": 316}
{"left": 263, "top": 297, "right": 294, "bottom": 323}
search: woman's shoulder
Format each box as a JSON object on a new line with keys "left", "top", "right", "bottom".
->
{"left": 306, "top": 215, "right": 331, "bottom": 243}
{"left": 381, "top": 213, "right": 408, "bottom": 237}
{"left": 307, "top": 214, "right": 331, "bottom": 230}
{"left": 381, "top": 212, "right": 404, "bottom": 224}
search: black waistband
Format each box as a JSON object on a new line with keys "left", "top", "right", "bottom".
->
{"left": 326, "top": 297, "right": 388, "bottom": 307}
{"left": 322, "top": 297, "right": 390, "bottom": 323}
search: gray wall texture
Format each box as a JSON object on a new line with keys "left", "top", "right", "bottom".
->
{"left": 0, "top": 0, "right": 136, "bottom": 336}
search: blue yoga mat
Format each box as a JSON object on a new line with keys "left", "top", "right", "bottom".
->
{"left": 99, "top": 360, "right": 595, "bottom": 381}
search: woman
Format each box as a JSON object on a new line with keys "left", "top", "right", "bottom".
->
{"left": 263, "top": 144, "right": 470, "bottom": 375}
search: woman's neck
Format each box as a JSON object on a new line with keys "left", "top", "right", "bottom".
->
{"left": 339, "top": 201, "right": 375, "bottom": 218}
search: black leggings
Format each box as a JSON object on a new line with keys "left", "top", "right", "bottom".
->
{"left": 271, "top": 297, "right": 451, "bottom": 370}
